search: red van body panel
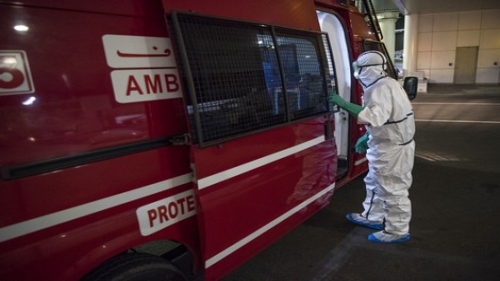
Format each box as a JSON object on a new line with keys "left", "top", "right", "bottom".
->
{"left": 0, "top": 1, "right": 385, "bottom": 280}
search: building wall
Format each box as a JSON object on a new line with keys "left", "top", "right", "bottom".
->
{"left": 416, "top": 10, "right": 500, "bottom": 84}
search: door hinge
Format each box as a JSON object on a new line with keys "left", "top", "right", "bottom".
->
{"left": 169, "top": 133, "right": 192, "bottom": 145}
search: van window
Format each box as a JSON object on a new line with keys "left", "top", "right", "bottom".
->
{"left": 170, "top": 12, "right": 335, "bottom": 147}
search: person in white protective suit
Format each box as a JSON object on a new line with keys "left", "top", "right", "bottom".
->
{"left": 329, "top": 50, "right": 415, "bottom": 243}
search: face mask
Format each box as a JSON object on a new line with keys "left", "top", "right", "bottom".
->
{"left": 352, "top": 62, "right": 387, "bottom": 87}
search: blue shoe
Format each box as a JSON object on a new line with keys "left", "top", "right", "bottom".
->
{"left": 346, "top": 213, "right": 384, "bottom": 230}
{"left": 368, "top": 231, "right": 410, "bottom": 243}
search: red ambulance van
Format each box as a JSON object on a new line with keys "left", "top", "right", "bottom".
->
{"left": 0, "top": 0, "right": 414, "bottom": 280}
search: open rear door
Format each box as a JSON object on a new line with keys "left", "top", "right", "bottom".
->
{"left": 162, "top": 1, "right": 339, "bottom": 279}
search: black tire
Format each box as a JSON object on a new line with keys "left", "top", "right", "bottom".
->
{"left": 81, "top": 253, "right": 188, "bottom": 281}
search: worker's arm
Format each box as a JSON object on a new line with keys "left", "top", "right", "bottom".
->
{"left": 328, "top": 93, "right": 364, "bottom": 117}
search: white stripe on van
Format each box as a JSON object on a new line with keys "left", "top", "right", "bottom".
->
{"left": 197, "top": 135, "right": 326, "bottom": 190}
{"left": 205, "top": 182, "right": 336, "bottom": 269}
{"left": 1, "top": 135, "right": 330, "bottom": 244}
{"left": 0, "top": 173, "right": 192, "bottom": 243}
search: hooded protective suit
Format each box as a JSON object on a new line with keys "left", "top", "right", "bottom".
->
{"left": 356, "top": 51, "right": 415, "bottom": 238}
{"left": 331, "top": 51, "right": 415, "bottom": 242}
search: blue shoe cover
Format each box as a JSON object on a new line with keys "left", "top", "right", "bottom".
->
{"left": 346, "top": 213, "right": 384, "bottom": 230}
{"left": 368, "top": 231, "right": 410, "bottom": 243}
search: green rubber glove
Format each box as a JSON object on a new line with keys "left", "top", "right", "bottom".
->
{"left": 355, "top": 132, "right": 369, "bottom": 153}
{"left": 328, "top": 94, "right": 364, "bottom": 116}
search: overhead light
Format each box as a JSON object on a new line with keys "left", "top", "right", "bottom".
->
{"left": 22, "top": 96, "right": 36, "bottom": 105}
{"left": 14, "top": 25, "right": 29, "bottom": 32}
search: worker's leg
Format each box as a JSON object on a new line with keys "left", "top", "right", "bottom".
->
{"left": 345, "top": 169, "right": 384, "bottom": 230}
{"left": 367, "top": 143, "right": 414, "bottom": 242}
{"left": 361, "top": 170, "right": 385, "bottom": 223}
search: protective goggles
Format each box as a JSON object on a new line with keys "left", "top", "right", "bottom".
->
{"left": 352, "top": 61, "right": 386, "bottom": 78}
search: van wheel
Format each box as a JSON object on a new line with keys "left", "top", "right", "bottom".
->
{"left": 81, "top": 253, "right": 188, "bottom": 281}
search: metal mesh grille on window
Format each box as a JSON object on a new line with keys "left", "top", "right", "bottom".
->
{"left": 321, "top": 33, "right": 337, "bottom": 113}
{"left": 172, "top": 13, "right": 331, "bottom": 146}
{"left": 174, "top": 15, "right": 286, "bottom": 144}
{"left": 274, "top": 29, "right": 329, "bottom": 121}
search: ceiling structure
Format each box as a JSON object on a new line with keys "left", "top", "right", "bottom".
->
{"left": 373, "top": 0, "right": 500, "bottom": 15}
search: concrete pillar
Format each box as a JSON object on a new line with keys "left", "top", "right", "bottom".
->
{"left": 403, "top": 14, "right": 419, "bottom": 76}
{"left": 377, "top": 11, "right": 399, "bottom": 62}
